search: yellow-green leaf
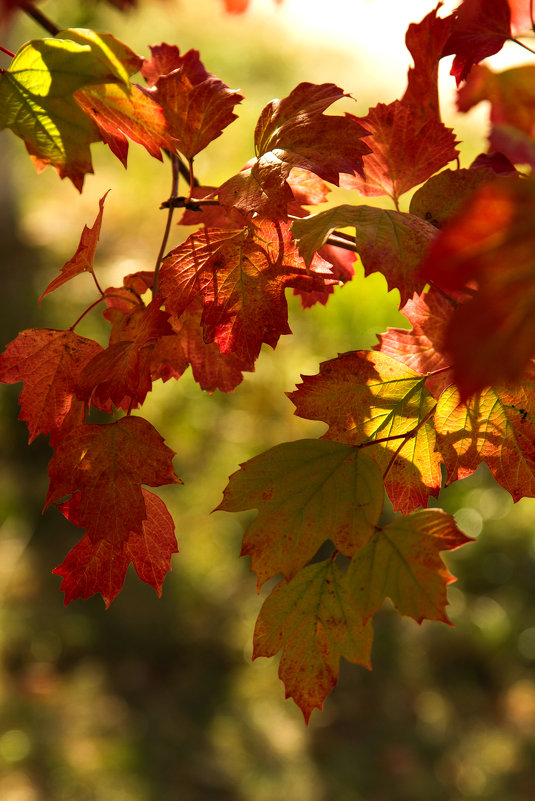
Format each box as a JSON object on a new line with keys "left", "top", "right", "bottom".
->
{"left": 347, "top": 509, "right": 472, "bottom": 623}
{"left": 253, "top": 560, "right": 373, "bottom": 722}
{"left": 216, "top": 438, "right": 383, "bottom": 588}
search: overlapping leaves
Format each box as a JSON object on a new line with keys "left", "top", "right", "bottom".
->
{"left": 4, "top": 0, "right": 535, "bottom": 724}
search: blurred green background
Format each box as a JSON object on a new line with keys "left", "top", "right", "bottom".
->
{"left": 1, "top": 1, "right": 535, "bottom": 799}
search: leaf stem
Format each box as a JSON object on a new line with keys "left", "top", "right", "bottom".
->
{"left": 0, "top": 45, "right": 15, "bottom": 58}
{"left": 69, "top": 296, "right": 105, "bottom": 331}
{"left": 16, "top": 0, "right": 60, "bottom": 35}
{"left": 325, "top": 234, "right": 358, "bottom": 253}
{"left": 187, "top": 158, "right": 196, "bottom": 200}
{"left": 512, "top": 37, "right": 535, "bottom": 55}
{"left": 153, "top": 153, "right": 180, "bottom": 298}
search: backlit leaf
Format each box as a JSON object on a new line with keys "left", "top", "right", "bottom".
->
{"left": 253, "top": 560, "right": 373, "bottom": 722}
{"left": 53, "top": 488, "right": 178, "bottom": 606}
{"left": 289, "top": 350, "right": 441, "bottom": 512}
{"left": 340, "top": 101, "right": 458, "bottom": 207}
{"left": 435, "top": 374, "right": 535, "bottom": 500}
{"left": 45, "top": 415, "right": 181, "bottom": 545}
{"left": 441, "top": 0, "right": 511, "bottom": 85}
{"left": 141, "top": 44, "right": 243, "bottom": 159}
{"left": 217, "top": 438, "right": 383, "bottom": 588}
{"left": 0, "top": 30, "right": 141, "bottom": 189}
{"left": 0, "top": 329, "right": 102, "bottom": 443}
{"left": 159, "top": 220, "right": 333, "bottom": 369}
{"left": 292, "top": 203, "right": 437, "bottom": 304}
{"left": 347, "top": 510, "right": 471, "bottom": 623}
{"left": 39, "top": 192, "right": 109, "bottom": 304}
{"left": 421, "top": 177, "right": 535, "bottom": 396}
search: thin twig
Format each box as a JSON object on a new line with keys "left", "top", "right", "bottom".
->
{"left": 512, "top": 37, "right": 535, "bottom": 55}
{"left": 69, "top": 296, "right": 105, "bottom": 331}
{"left": 325, "top": 234, "right": 358, "bottom": 253}
{"left": 153, "top": 154, "right": 180, "bottom": 298}
{"left": 0, "top": 45, "right": 15, "bottom": 58}
{"left": 17, "top": 0, "right": 60, "bottom": 35}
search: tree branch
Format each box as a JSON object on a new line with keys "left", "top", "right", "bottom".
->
{"left": 17, "top": 1, "right": 60, "bottom": 35}
{"left": 153, "top": 153, "right": 180, "bottom": 298}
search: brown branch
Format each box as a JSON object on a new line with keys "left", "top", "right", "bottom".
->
{"left": 153, "top": 153, "right": 180, "bottom": 298}
{"left": 17, "top": 1, "right": 60, "bottom": 35}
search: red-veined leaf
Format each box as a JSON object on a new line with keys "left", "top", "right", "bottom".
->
{"left": 0, "top": 329, "right": 102, "bottom": 443}
{"left": 340, "top": 101, "right": 459, "bottom": 207}
{"left": 45, "top": 415, "right": 181, "bottom": 545}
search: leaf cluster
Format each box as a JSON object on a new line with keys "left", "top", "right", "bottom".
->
{"left": 1, "top": 0, "right": 535, "bottom": 720}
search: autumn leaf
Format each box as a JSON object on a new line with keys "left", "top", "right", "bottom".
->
{"left": 216, "top": 438, "right": 384, "bottom": 588}
{"left": 76, "top": 299, "right": 173, "bottom": 411}
{"left": 457, "top": 64, "right": 535, "bottom": 167}
{"left": 151, "top": 299, "right": 247, "bottom": 393}
{"left": 140, "top": 44, "right": 243, "bottom": 160}
{"left": 45, "top": 415, "right": 181, "bottom": 546}
{"left": 288, "top": 350, "right": 442, "bottom": 512}
{"left": 441, "top": 0, "right": 511, "bottom": 85}
{"left": 253, "top": 560, "right": 373, "bottom": 722}
{"left": 74, "top": 81, "right": 175, "bottom": 166}
{"left": 434, "top": 374, "right": 535, "bottom": 501}
{"left": 159, "top": 220, "right": 334, "bottom": 369}
{"left": 340, "top": 101, "right": 459, "bottom": 207}
{"left": 0, "top": 329, "right": 103, "bottom": 443}
{"left": 255, "top": 82, "right": 370, "bottom": 184}
{"left": 0, "top": 30, "right": 141, "bottom": 189}
{"left": 39, "top": 192, "right": 109, "bottom": 304}
{"left": 421, "top": 177, "right": 535, "bottom": 396}
{"left": 219, "top": 83, "right": 369, "bottom": 219}
{"left": 53, "top": 488, "right": 178, "bottom": 606}
{"left": 409, "top": 165, "right": 517, "bottom": 228}
{"left": 402, "top": 5, "right": 453, "bottom": 123}
{"left": 376, "top": 287, "right": 454, "bottom": 398}
{"left": 347, "top": 510, "right": 471, "bottom": 624}
{"left": 292, "top": 203, "right": 437, "bottom": 305}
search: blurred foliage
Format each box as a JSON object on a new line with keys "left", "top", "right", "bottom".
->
{"left": 1, "top": 1, "right": 535, "bottom": 800}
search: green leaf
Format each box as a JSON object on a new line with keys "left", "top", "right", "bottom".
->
{"left": 292, "top": 204, "right": 437, "bottom": 304}
{"left": 253, "top": 560, "right": 373, "bottom": 722}
{"left": 0, "top": 30, "right": 141, "bottom": 189}
{"left": 216, "top": 438, "right": 384, "bottom": 588}
{"left": 347, "top": 509, "right": 472, "bottom": 623}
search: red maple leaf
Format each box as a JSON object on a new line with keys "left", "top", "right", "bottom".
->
{"left": 76, "top": 299, "right": 173, "bottom": 411}
{"left": 150, "top": 298, "right": 247, "bottom": 392}
{"left": 159, "top": 220, "right": 334, "bottom": 369}
{"left": 376, "top": 288, "right": 455, "bottom": 397}
{"left": 435, "top": 372, "right": 535, "bottom": 500}
{"left": 74, "top": 82, "right": 176, "bottom": 166}
{"left": 39, "top": 192, "right": 109, "bottom": 305}
{"left": 341, "top": 101, "right": 459, "bottom": 207}
{"left": 441, "top": 0, "right": 511, "bottom": 85}
{"left": 141, "top": 45, "right": 243, "bottom": 160}
{"left": 457, "top": 64, "right": 535, "bottom": 168}
{"left": 402, "top": 5, "right": 453, "bottom": 123}
{"left": 255, "top": 82, "right": 370, "bottom": 185}
{"left": 0, "top": 329, "right": 103, "bottom": 443}
{"left": 53, "top": 488, "right": 178, "bottom": 606}
{"left": 421, "top": 177, "right": 535, "bottom": 396}
{"left": 45, "top": 415, "right": 181, "bottom": 545}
